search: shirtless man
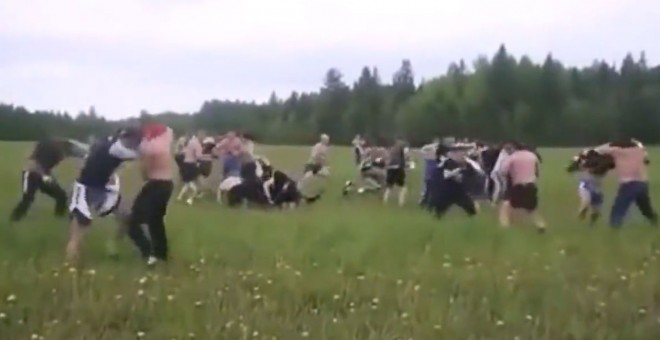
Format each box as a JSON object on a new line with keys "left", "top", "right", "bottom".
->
{"left": 595, "top": 138, "right": 657, "bottom": 228}
{"left": 304, "top": 134, "right": 330, "bottom": 179}
{"left": 499, "top": 143, "right": 546, "bottom": 232}
{"left": 126, "top": 123, "right": 174, "bottom": 265}
{"left": 216, "top": 131, "right": 244, "bottom": 179}
{"left": 383, "top": 139, "right": 409, "bottom": 207}
{"left": 176, "top": 130, "right": 203, "bottom": 205}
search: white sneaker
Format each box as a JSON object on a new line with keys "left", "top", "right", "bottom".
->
{"left": 186, "top": 198, "right": 194, "bottom": 206}
{"left": 147, "top": 256, "right": 158, "bottom": 266}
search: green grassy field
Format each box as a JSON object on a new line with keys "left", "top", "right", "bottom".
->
{"left": 1, "top": 142, "right": 660, "bottom": 339}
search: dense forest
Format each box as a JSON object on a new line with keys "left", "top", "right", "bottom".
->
{"left": 2, "top": 45, "right": 659, "bottom": 146}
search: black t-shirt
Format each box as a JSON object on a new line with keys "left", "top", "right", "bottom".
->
{"left": 78, "top": 136, "right": 137, "bottom": 187}
{"left": 30, "top": 139, "right": 70, "bottom": 174}
{"left": 435, "top": 157, "right": 477, "bottom": 190}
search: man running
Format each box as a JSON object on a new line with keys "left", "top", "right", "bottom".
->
{"left": 10, "top": 138, "right": 88, "bottom": 222}
{"left": 419, "top": 138, "right": 440, "bottom": 207}
{"left": 197, "top": 135, "right": 217, "bottom": 195}
{"left": 352, "top": 134, "right": 366, "bottom": 166}
{"left": 499, "top": 143, "right": 546, "bottom": 232}
{"left": 595, "top": 138, "right": 657, "bottom": 228}
{"left": 176, "top": 130, "right": 203, "bottom": 205}
{"left": 174, "top": 134, "right": 187, "bottom": 166}
{"left": 383, "top": 139, "right": 408, "bottom": 207}
{"left": 66, "top": 128, "right": 142, "bottom": 263}
{"left": 127, "top": 123, "right": 174, "bottom": 265}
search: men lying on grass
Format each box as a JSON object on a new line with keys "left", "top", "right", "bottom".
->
{"left": 219, "top": 156, "right": 321, "bottom": 209}
{"left": 343, "top": 145, "right": 388, "bottom": 197}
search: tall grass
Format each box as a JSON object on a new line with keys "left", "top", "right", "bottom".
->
{"left": 0, "top": 142, "right": 659, "bottom": 339}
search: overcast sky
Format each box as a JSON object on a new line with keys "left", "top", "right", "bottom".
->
{"left": 1, "top": 0, "right": 658, "bottom": 119}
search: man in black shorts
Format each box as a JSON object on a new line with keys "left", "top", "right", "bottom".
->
{"left": 499, "top": 143, "right": 546, "bottom": 232}
{"left": 383, "top": 139, "right": 408, "bottom": 207}
{"left": 176, "top": 130, "right": 203, "bottom": 205}
{"left": 10, "top": 138, "right": 88, "bottom": 222}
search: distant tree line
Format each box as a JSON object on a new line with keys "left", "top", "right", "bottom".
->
{"left": 2, "top": 45, "right": 660, "bottom": 146}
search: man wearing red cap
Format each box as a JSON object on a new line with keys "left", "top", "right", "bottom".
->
{"left": 126, "top": 122, "right": 175, "bottom": 265}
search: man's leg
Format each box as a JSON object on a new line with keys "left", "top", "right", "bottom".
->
{"left": 420, "top": 179, "right": 429, "bottom": 206}
{"left": 455, "top": 191, "right": 477, "bottom": 216}
{"left": 127, "top": 184, "right": 153, "bottom": 261}
{"left": 588, "top": 191, "right": 604, "bottom": 225}
{"left": 577, "top": 185, "right": 591, "bottom": 220}
{"left": 610, "top": 183, "right": 637, "bottom": 228}
{"left": 634, "top": 182, "right": 658, "bottom": 225}
{"left": 383, "top": 187, "right": 392, "bottom": 204}
{"left": 433, "top": 193, "right": 455, "bottom": 219}
{"left": 383, "top": 169, "right": 394, "bottom": 204}
{"left": 66, "top": 183, "right": 93, "bottom": 264}
{"left": 499, "top": 200, "right": 512, "bottom": 227}
{"left": 10, "top": 171, "right": 40, "bottom": 222}
{"left": 397, "top": 170, "right": 407, "bottom": 207}
{"left": 147, "top": 181, "right": 173, "bottom": 261}
{"left": 490, "top": 173, "right": 503, "bottom": 205}
{"left": 40, "top": 178, "right": 68, "bottom": 217}
{"left": 66, "top": 217, "right": 89, "bottom": 264}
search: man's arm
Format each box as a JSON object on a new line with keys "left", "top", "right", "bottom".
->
{"left": 499, "top": 155, "right": 511, "bottom": 176}
{"left": 109, "top": 139, "right": 139, "bottom": 160}
{"left": 594, "top": 143, "right": 612, "bottom": 155}
{"left": 464, "top": 157, "right": 485, "bottom": 176}
{"left": 566, "top": 155, "right": 581, "bottom": 172}
{"left": 65, "top": 139, "right": 91, "bottom": 159}
{"left": 440, "top": 159, "right": 462, "bottom": 179}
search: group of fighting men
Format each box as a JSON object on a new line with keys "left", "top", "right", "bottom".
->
{"left": 8, "top": 126, "right": 333, "bottom": 264}
{"left": 8, "top": 125, "right": 657, "bottom": 266}
{"left": 171, "top": 130, "right": 330, "bottom": 208}
{"left": 10, "top": 124, "right": 175, "bottom": 265}
{"left": 346, "top": 135, "right": 657, "bottom": 230}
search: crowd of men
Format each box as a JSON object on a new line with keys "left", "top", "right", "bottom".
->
{"left": 171, "top": 130, "right": 330, "bottom": 207}
{"left": 7, "top": 122, "right": 658, "bottom": 266}
{"left": 345, "top": 134, "right": 657, "bottom": 233}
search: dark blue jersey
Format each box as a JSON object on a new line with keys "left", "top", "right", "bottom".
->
{"left": 77, "top": 136, "right": 138, "bottom": 187}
